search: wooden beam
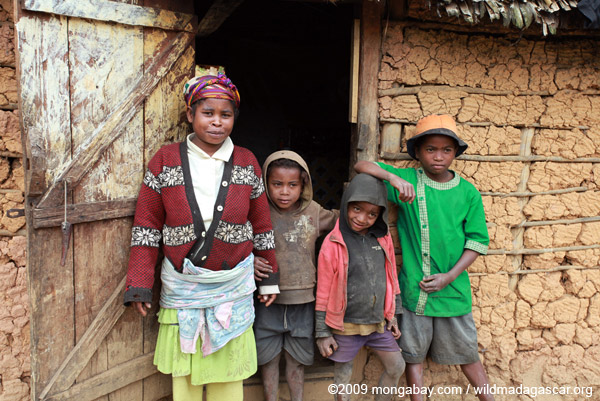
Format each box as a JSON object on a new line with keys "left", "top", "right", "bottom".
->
{"left": 356, "top": 0, "right": 384, "bottom": 162}
{"left": 379, "top": 85, "right": 600, "bottom": 97}
{"left": 349, "top": 19, "right": 360, "bottom": 123}
{"left": 35, "top": 30, "right": 193, "bottom": 209}
{"left": 39, "top": 276, "right": 127, "bottom": 400}
{"left": 379, "top": 151, "right": 600, "bottom": 163}
{"left": 32, "top": 198, "right": 137, "bottom": 228}
{"left": 197, "top": 0, "right": 245, "bottom": 37}
{"left": 44, "top": 353, "right": 157, "bottom": 401}
{"left": 22, "top": 0, "right": 196, "bottom": 32}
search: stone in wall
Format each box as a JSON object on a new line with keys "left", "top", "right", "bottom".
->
{"left": 0, "top": 0, "right": 12, "bottom": 23}
{"left": 528, "top": 162, "right": 595, "bottom": 192}
{"left": 460, "top": 125, "right": 521, "bottom": 156}
{"left": 541, "top": 91, "right": 600, "bottom": 128}
{"left": 381, "top": 26, "right": 600, "bottom": 95}
{"left": 0, "top": 110, "right": 21, "bottom": 153}
{"left": 481, "top": 196, "right": 522, "bottom": 226}
{"left": 453, "top": 161, "right": 522, "bottom": 193}
{"left": 531, "top": 128, "right": 600, "bottom": 159}
{"left": 0, "top": 158, "right": 23, "bottom": 191}
{"left": 0, "top": 22, "right": 14, "bottom": 67}
{"left": 523, "top": 191, "right": 600, "bottom": 221}
{"left": 0, "top": 67, "right": 17, "bottom": 107}
{"left": 0, "top": 236, "right": 29, "bottom": 401}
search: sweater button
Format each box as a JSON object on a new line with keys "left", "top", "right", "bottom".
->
{"left": 202, "top": 232, "right": 206, "bottom": 237}
{"left": 202, "top": 256, "right": 207, "bottom": 261}
{"left": 217, "top": 205, "right": 223, "bottom": 211}
{"left": 222, "top": 181, "right": 228, "bottom": 187}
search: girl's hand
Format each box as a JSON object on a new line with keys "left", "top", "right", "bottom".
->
{"left": 389, "top": 175, "right": 415, "bottom": 204}
{"left": 133, "top": 301, "right": 152, "bottom": 317}
{"left": 387, "top": 317, "right": 401, "bottom": 339}
{"left": 419, "top": 273, "right": 452, "bottom": 293}
{"left": 316, "top": 336, "right": 338, "bottom": 358}
{"left": 254, "top": 256, "right": 272, "bottom": 281}
{"left": 259, "top": 293, "right": 277, "bottom": 307}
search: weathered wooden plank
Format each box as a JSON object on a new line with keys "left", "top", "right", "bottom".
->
{"left": 16, "top": 14, "right": 72, "bottom": 201}
{"left": 349, "top": 18, "right": 360, "bottom": 123}
{"left": 35, "top": 29, "right": 194, "bottom": 209}
{"left": 197, "top": 0, "right": 245, "bottom": 37}
{"left": 143, "top": 29, "right": 194, "bottom": 165}
{"left": 356, "top": 0, "right": 383, "bottom": 162}
{"left": 45, "top": 353, "right": 157, "bottom": 401}
{"left": 32, "top": 198, "right": 137, "bottom": 228}
{"left": 68, "top": 19, "right": 145, "bottom": 202}
{"left": 380, "top": 123, "right": 401, "bottom": 154}
{"left": 39, "top": 276, "right": 127, "bottom": 400}
{"left": 22, "top": 0, "right": 195, "bottom": 32}
{"left": 65, "top": 18, "right": 145, "bottom": 401}
{"left": 16, "top": 11, "right": 75, "bottom": 401}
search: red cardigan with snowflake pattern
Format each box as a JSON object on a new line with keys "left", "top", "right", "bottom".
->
{"left": 124, "top": 141, "right": 279, "bottom": 304}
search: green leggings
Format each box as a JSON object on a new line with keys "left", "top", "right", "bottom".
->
{"left": 172, "top": 375, "right": 243, "bottom": 401}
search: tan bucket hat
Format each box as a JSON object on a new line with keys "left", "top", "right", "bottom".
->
{"left": 406, "top": 114, "right": 468, "bottom": 160}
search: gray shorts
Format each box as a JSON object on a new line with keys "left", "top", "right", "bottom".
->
{"left": 399, "top": 308, "right": 480, "bottom": 365}
{"left": 254, "top": 302, "right": 314, "bottom": 366}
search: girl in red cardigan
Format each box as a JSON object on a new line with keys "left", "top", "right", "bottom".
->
{"left": 124, "top": 73, "right": 279, "bottom": 401}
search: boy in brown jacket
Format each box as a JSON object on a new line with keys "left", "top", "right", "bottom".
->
{"left": 254, "top": 150, "right": 338, "bottom": 401}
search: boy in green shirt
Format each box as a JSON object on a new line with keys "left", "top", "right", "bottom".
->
{"left": 355, "top": 114, "right": 494, "bottom": 401}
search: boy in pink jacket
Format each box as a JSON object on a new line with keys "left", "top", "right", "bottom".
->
{"left": 315, "top": 173, "right": 405, "bottom": 401}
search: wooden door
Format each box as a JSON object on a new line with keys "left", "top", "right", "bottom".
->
{"left": 15, "top": 1, "right": 196, "bottom": 399}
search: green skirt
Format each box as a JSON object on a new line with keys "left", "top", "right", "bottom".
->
{"left": 154, "top": 308, "right": 257, "bottom": 386}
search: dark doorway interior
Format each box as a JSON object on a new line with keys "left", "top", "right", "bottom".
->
{"left": 195, "top": 0, "right": 354, "bottom": 210}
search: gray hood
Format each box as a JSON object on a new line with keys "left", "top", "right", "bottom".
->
{"left": 340, "top": 173, "right": 388, "bottom": 238}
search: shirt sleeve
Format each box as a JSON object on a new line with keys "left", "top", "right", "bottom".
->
{"left": 376, "top": 162, "right": 413, "bottom": 205}
{"left": 463, "top": 188, "right": 490, "bottom": 255}
{"left": 317, "top": 204, "right": 339, "bottom": 236}
{"left": 248, "top": 156, "right": 280, "bottom": 292}
{"left": 124, "top": 150, "right": 166, "bottom": 305}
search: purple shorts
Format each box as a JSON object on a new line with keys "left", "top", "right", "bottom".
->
{"left": 329, "top": 328, "right": 401, "bottom": 363}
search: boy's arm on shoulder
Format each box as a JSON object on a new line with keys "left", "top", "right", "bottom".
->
{"left": 317, "top": 203, "right": 339, "bottom": 235}
{"left": 354, "top": 160, "right": 415, "bottom": 204}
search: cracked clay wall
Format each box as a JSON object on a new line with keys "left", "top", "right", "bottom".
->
{"left": 362, "top": 24, "right": 600, "bottom": 400}
{"left": 0, "top": 0, "right": 30, "bottom": 400}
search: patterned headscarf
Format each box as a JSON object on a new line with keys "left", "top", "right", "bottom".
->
{"left": 183, "top": 73, "right": 240, "bottom": 109}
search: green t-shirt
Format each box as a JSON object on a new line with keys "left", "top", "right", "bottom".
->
{"left": 377, "top": 164, "right": 489, "bottom": 317}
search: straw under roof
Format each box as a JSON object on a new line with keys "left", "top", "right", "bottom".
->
{"left": 431, "top": 0, "right": 590, "bottom": 34}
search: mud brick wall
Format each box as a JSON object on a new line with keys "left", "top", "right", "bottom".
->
{"left": 0, "top": 0, "right": 30, "bottom": 400}
{"left": 365, "top": 24, "right": 600, "bottom": 399}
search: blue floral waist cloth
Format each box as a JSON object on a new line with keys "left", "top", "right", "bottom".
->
{"left": 160, "top": 253, "right": 256, "bottom": 357}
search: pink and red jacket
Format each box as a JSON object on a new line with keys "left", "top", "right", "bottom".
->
{"left": 315, "top": 220, "right": 400, "bottom": 331}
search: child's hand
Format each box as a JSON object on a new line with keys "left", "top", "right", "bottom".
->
{"left": 254, "top": 256, "right": 272, "bottom": 281}
{"left": 389, "top": 175, "right": 415, "bottom": 204}
{"left": 133, "top": 301, "right": 152, "bottom": 317}
{"left": 316, "top": 336, "right": 338, "bottom": 358}
{"left": 387, "top": 317, "right": 401, "bottom": 339}
{"left": 258, "top": 293, "right": 277, "bottom": 307}
{"left": 419, "top": 273, "right": 452, "bottom": 293}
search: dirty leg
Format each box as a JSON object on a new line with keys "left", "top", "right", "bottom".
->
{"left": 405, "top": 362, "right": 425, "bottom": 401}
{"left": 261, "top": 352, "right": 281, "bottom": 401}
{"left": 284, "top": 350, "right": 305, "bottom": 401}
{"left": 372, "top": 350, "right": 405, "bottom": 401}
{"left": 333, "top": 360, "right": 353, "bottom": 401}
{"left": 461, "top": 361, "right": 495, "bottom": 401}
